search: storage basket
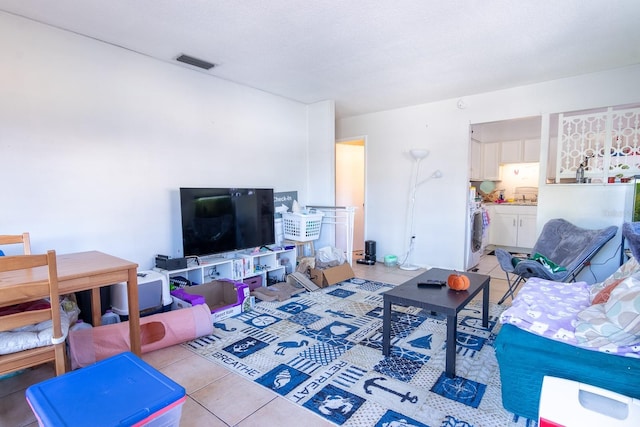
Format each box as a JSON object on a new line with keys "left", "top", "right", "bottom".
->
{"left": 282, "top": 212, "right": 324, "bottom": 241}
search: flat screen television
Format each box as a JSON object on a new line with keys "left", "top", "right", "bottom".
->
{"left": 179, "top": 187, "right": 275, "bottom": 257}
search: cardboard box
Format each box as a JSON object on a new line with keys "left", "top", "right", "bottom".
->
{"left": 170, "top": 279, "right": 250, "bottom": 322}
{"left": 251, "top": 281, "right": 306, "bottom": 301}
{"left": 308, "top": 263, "right": 355, "bottom": 288}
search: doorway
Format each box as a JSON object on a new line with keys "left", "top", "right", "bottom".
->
{"left": 336, "top": 138, "right": 365, "bottom": 258}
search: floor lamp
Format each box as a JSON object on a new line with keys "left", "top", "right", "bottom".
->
{"left": 399, "top": 149, "right": 443, "bottom": 270}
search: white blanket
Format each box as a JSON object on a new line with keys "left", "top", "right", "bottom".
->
{"left": 0, "top": 302, "right": 76, "bottom": 355}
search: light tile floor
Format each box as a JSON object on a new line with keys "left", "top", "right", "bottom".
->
{"left": 0, "top": 254, "right": 514, "bottom": 427}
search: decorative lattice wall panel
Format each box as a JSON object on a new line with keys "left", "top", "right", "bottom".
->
{"left": 556, "top": 106, "right": 640, "bottom": 182}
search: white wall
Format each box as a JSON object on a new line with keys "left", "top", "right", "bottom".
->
{"left": 337, "top": 65, "right": 640, "bottom": 280}
{"left": 0, "top": 13, "right": 310, "bottom": 269}
{"left": 306, "top": 100, "right": 338, "bottom": 250}
{"left": 306, "top": 100, "right": 336, "bottom": 206}
{"left": 4, "top": 10, "right": 639, "bottom": 281}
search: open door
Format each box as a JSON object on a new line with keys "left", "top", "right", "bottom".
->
{"left": 336, "top": 138, "right": 365, "bottom": 257}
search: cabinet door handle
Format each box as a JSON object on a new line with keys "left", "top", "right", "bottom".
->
{"left": 513, "top": 219, "right": 516, "bottom": 227}
{"left": 519, "top": 219, "right": 522, "bottom": 227}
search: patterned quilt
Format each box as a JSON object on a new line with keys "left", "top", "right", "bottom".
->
{"left": 499, "top": 278, "right": 590, "bottom": 342}
{"left": 499, "top": 277, "right": 640, "bottom": 357}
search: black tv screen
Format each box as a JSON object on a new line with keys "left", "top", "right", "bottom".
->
{"left": 180, "top": 188, "right": 275, "bottom": 257}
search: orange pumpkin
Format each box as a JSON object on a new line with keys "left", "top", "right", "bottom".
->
{"left": 447, "top": 273, "right": 470, "bottom": 291}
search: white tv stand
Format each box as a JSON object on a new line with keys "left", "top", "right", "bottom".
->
{"left": 153, "top": 246, "right": 296, "bottom": 287}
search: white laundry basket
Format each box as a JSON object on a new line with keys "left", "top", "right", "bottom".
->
{"left": 282, "top": 212, "right": 324, "bottom": 241}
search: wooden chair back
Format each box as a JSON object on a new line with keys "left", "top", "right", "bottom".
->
{"left": 0, "top": 250, "right": 66, "bottom": 376}
{"left": 0, "top": 232, "right": 32, "bottom": 254}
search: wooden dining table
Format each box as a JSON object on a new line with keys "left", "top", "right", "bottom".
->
{"left": 0, "top": 250, "right": 141, "bottom": 355}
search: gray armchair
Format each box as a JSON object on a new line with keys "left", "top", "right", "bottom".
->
{"left": 495, "top": 218, "right": 618, "bottom": 304}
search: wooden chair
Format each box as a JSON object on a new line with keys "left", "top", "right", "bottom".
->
{"left": 0, "top": 250, "right": 66, "bottom": 376}
{"left": 0, "top": 232, "right": 32, "bottom": 254}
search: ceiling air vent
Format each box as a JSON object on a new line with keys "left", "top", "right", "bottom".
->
{"left": 176, "top": 54, "right": 216, "bottom": 70}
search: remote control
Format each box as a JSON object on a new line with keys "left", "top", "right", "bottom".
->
{"left": 417, "top": 280, "right": 446, "bottom": 288}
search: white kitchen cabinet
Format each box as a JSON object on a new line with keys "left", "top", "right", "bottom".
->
{"left": 522, "top": 139, "right": 541, "bottom": 162}
{"left": 491, "top": 213, "right": 517, "bottom": 247}
{"left": 482, "top": 141, "right": 500, "bottom": 180}
{"left": 489, "top": 205, "right": 538, "bottom": 251}
{"left": 499, "top": 139, "right": 540, "bottom": 164}
{"left": 516, "top": 214, "right": 538, "bottom": 248}
{"left": 474, "top": 138, "right": 539, "bottom": 181}
{"left": 500, "top": 140, "right": 522, "bottom": 164}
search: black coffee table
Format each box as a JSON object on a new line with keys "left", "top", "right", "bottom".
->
{"left": 382, "top": 268, "right": 490, "bottom": 377}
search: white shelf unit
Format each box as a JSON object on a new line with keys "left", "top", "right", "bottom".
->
{"left": 237, "top": 248, "right": 296, "bottom": 285}
{"left": 154, "top": 247, "right": 296, "bottom": 287}
{"left": 154, "top": 257, "right": 233, "bottom": 287}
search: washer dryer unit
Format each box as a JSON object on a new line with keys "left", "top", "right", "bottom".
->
{"left": 465, "top": 201, "right": 485, "bottom": 270}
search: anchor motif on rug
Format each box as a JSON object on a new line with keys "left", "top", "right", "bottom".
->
{"left": 233, "top": 339, "right": 258, "bottom": 353}
{"left": 363, "top": 377, "right": 418, "bottom": 403}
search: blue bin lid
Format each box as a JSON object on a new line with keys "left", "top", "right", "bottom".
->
{"left": 26, "top": 352, "right": 185, "bottom": 427}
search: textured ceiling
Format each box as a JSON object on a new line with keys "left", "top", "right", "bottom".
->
{"left": 2, "top": 0, "right": 639, "bottom": 118}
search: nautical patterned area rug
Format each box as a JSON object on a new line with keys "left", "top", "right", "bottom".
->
{"left": 183, "top": 278, "right": 537, "bottom": 427}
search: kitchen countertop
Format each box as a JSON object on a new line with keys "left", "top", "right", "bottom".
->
{"left": 485, "top": 202, "right": 538, "bottom": 206}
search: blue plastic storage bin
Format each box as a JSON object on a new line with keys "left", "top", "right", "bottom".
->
{"left": 26, "top": 352, "right": 185, "bottom": 427}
